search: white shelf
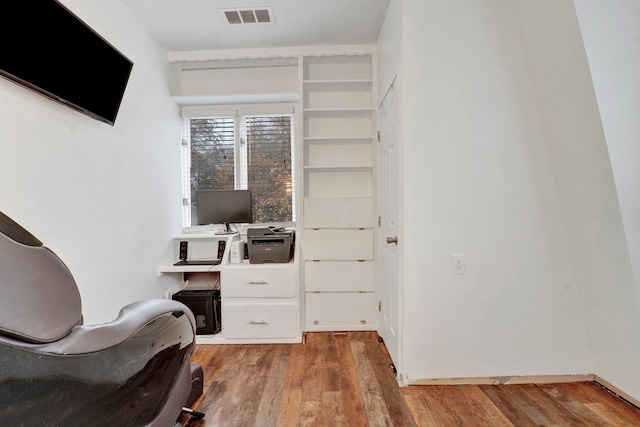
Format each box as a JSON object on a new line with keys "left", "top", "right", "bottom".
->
{"left": 303, "top": 115, "right": 372, "bottom": 139}
{"left": 303, "top": 136, "right": 372, "bottom": 143}
{"left": 158, "top": 265, "right": 222, "bottom": 274}
{"left": 303, "top": 55, "right": 373, "bottom": 81}
{"left": 303, "top": 138, "right": 373, "bottom": 169}
{"left": 303, "top": 108, "right": 373, "bottom": 116}
{"left": 303, "top": 79, "right": 373, "bottom": 90}
{"left": 303, "top": 165, "right": 373, "bottom": 171}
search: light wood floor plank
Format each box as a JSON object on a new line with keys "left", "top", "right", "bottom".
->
{"left": 276, "top": 344, "right": 305, "bottom": 426}
{"left": 537, "top": 383, "right": 610, "bottom": 426}
{"left": 350, "top": 332, "right": 394, "bottom": 426}
{"left": 519, "top": 384, "right": 595, "bottom": 426}
{"left": 457, "top": 385, "right": 514, "bottom": 427}
{"left": 401, "top": 389, "right": 441, "bottom": 427}
{"left": 560, "top": 381, "right": 640, "bottom": 424}
{"left": 495, "top": 383, "right": 556, "bottom": 425}
{"left": 322, "top": 390, "right": 349, "bottom": 427}
{"left": 299, "top": 333, "right": 323, "bottom": 426}
{"left": 254, "top": 345, "right": 290, "bottom": 427}
{"left": 584, "top": 402, "right": 638, "bottom": 427}
{"left": 478, "top": 385, "right": 539, "bottom": 427}
{"left": 334, "top": 333, "right": 368, "bottom": 427}
{"left": 275, "top": 388, "right": 302, "bottom": 427}
{"left": 364, "top": 335, "right": 416, "bottom": 426}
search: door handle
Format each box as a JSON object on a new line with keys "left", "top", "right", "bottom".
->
{"left": 386, "top": 236, "right": 398, "bottom": 245}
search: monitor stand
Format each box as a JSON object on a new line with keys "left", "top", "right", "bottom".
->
{"left": 215, "top": 222, "right": 236, "bottom": 235}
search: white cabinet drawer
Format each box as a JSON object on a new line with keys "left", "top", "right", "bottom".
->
{"left": 223, "top": 303, "right": 298, "bottom": 339}
{"left": 302, "top": 229, "right": 373, "bottom": 260}
{"left": 305, "top": 260, "right": 374, "bottom": 292}
{"left": 303, "top": 197, "right": 374, "bottom": 228}
{"left": 305, "top": 292, "right": 376, "bottom": 327}
{"left": 224, "top": 267, "right": 296, "bottom": 298}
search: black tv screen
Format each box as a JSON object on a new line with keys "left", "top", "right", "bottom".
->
{"left": 196, "top": 190, "right": 253, "bottom": 226}
{"left": 0, "top": 2, "right": 133, "bottom": 125}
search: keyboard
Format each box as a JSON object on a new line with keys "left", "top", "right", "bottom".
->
{"left": 173, "top": 259, "right": 221, "bottom": 266}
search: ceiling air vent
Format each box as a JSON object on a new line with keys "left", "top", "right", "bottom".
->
{"left": 222, "top": 7, "right": 273, "bottom": 25}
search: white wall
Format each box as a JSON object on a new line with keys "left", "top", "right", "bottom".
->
{"left": 572, "top": 0, "right": 640, "bottom": 399}
{"left": 380, "top": 0, "right": 640, "bottom": 402}
{"left": 398, "top": 0, "right": 592, "bottom": 383}
{"left": 574, "top": 2, "right": 640, "bottom": 290}
{"left": 181, "top": 66, "right": 298, "bottom": 97}
{"left": 0, "top": 0, "right": 183, "bottom": 324}
{"left": 376, "top": 0, "right": 402, "bottom": 101}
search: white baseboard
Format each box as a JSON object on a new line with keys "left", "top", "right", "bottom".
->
{"left": 406, "top": 373, "right": 639, "bottom": 409}
{"left": 594, "top": 375, "right": 640, "bottom": 409}
{"left": 408, "top": 374, "right": 594, "bottom": 386}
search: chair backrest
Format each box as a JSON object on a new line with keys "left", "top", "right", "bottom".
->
{"left": 0, "top": 212, "right": 82, "bottom": 344}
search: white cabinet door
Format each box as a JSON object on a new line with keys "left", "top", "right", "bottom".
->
{"left": 302, "top": 229, "right": 373, "bottom": 260}
{"left": 305, "top": 260, "right": 374, "bottom": 292}
{"left": 305, "top": 292, "right": 376, "bottom": 327}
{"left": 303, "top": 197, "right": 374, "bottom": 228}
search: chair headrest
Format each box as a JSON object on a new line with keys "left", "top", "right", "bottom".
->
{"left": 0, "top": 211, "right": 42, "bottom": 247}
{"left": 0, "top": 212, "right": 82, "bottom": 343}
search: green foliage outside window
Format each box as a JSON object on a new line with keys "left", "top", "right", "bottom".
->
{"left": 188, "top": 115, "right": 294, "bottom": 225}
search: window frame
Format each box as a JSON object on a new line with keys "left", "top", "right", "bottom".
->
{"left": 180, "top": 104, "right": 296, "bottom": 229}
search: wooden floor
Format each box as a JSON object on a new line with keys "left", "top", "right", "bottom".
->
{"left": 178, "top": 331, "right": 640, "bottom": 426}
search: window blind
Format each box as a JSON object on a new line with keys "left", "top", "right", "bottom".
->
{"left": 181, "top": 105, "right": 296, "bottom": 227}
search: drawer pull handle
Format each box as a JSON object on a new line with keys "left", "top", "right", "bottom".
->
{"left": 249, "top": 320, "right": 268, "bottom": 325}
{"left": 249, "top": 280, "right": 268, "bottom": 285}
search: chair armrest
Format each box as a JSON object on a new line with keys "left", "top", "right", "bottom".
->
{"left": 18, "top": 299, "right": 196, "bottom": 355}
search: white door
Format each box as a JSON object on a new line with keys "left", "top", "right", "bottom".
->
{"left": 378, "top": 76, "right": 401, "bottom": 371}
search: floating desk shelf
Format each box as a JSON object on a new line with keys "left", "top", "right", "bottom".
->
{"left": 158, "top": 264, "right": 222, "bottom": 274}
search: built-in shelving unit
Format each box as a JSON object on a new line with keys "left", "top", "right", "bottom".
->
{"left": 160, "top": 50, "right": 377, "bottom": 338}
{"left": 301, "top": 54, "right": 377, "bottom": 331}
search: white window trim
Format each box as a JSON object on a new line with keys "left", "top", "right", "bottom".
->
{"left": 180, "top": 103, "right": 296, "bottom": 229}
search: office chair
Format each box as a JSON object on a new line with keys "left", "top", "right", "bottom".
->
{"left": 0, "top": 211, "right": 204, "bottom": 426}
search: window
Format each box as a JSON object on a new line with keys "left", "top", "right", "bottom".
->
{"left": 181, "top": 106, "right": 295, "bottom": 227}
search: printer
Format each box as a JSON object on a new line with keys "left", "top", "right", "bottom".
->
{"left": 246, "top": 227, "right": 295, "bottom": 264}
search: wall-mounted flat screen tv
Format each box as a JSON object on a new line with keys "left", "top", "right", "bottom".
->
{"left": 0, "top": 2, "right": 133, "bottom": 126}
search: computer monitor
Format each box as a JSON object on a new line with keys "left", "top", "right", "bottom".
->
{"left": 196, "top": 190, "right": 252, "bottom": 233}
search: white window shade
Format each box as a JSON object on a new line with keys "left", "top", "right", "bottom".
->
{"left": 180, "top": 105, "right": 294, "bottom": 118}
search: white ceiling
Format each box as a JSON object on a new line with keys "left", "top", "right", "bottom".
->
{"left": 120, "top": 0, "right": 391, "bottom": 52}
